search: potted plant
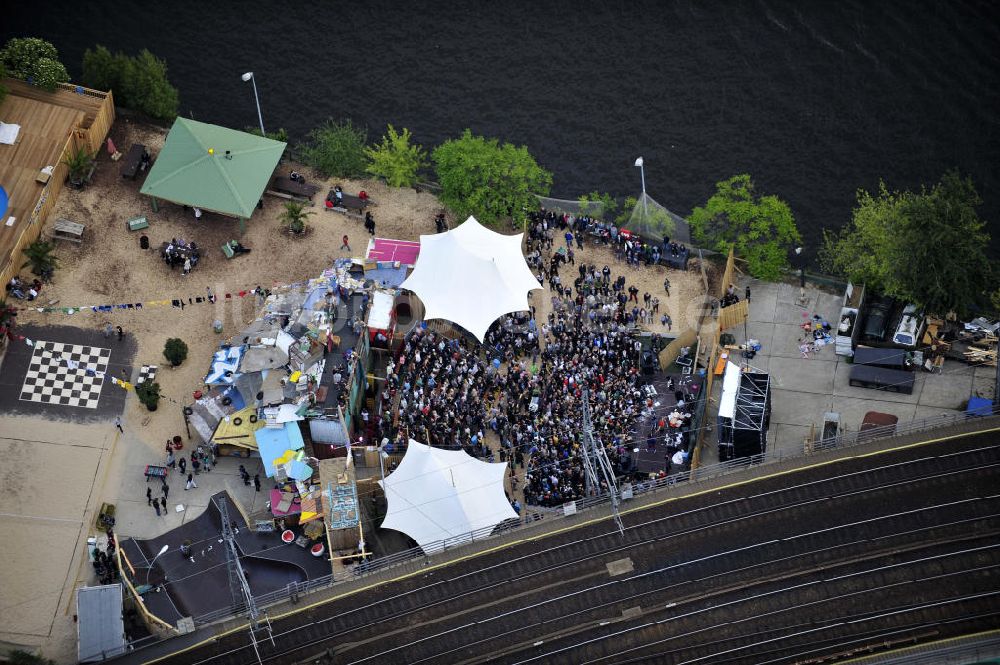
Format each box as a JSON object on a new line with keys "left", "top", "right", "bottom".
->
{"left": 279, "top": 201, "right": 313, "bottom": 235}
{"left": 62, "top": 147, "right": 95, "bottom": 189}
{"left": 136, "top": 381, "right": 161, "bottom": 412}
{"left": 163, "top": 338, "right": 188, "bottom": 367}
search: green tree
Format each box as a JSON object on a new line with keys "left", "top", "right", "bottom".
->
{"left": 279, "top": 200, "right": 313, "bottom": 234}
{"left": 577, "top": 191, "right": 617, "bottom": 220}
{"left": 163, "top": 338, "right": 188, "bottom": 366}
{"left": 615, "top": 196, "right": 638, "bottom": 227}
{"left": 432, "top": 129, "right": 552, "bottom": 227}
{"left": 298, "top": 119, "right": 367, "bottom": 178}
{"left": 81, "top": 46, "right": 179, "bottom": 121}
{"left": 0, "top": 37, "right": 69, "bottom": 91}
{"left": 365, "top": 124, "right": 427, "bottom": 188}
{"left": 689, "top": 174, "right": 800, "bottom": 280}
{"left": 21, "top": 240, "right": 60, "bottom": 276}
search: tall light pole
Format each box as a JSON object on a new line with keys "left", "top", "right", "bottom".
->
{"left": 145, "top": 544, "right": 170, "bottom": 585}
{"left": 241, "top": 72, "right": 265, "bottom": 135}
{"left": 634, "top": 156, "right": 648, "bottom": 219}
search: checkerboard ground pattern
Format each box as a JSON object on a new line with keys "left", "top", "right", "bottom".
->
{"left": 138, "top": 365, "right": 158, "bottom": 384}
{"left": 19, "top": 341, "right": 110, "bottom": 409}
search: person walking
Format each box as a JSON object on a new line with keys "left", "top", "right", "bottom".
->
{"left": 182, "top": 257, "right": 191, "bottom": 276}
{"left": 178, "top": 457, "right": 186, "bottom": 475}
{"left": 153, "top": 499, "right": 161, "bottom": 516}
{"left": 341, "top": 235, "right": 351, "bottom": 251}
{"left": 745, "top": 285, "right": 752, "bottom": 302}
{"left": 166, "top": 450, "right": 175, "bottom": 469}
{"left": 146, "top": 487, "right": 153, "bottom": 506}
{"left": 113, "top": 416, "right": 123, "bottom": 433}
{"left": 161, "top": 480, "right": 170, "bottom": 502}
{"left": 185, "top": 473, "right": 197, "bottom": 490}
{"left": 663, "top": 278, "right": 670, "bottom": 297}
{"left": 116, "top": 325, "right": 124, "bottom": 341}
{"left": 159, "top": 498, "right": 167, "bottom": 516}
{"left": 253, "top": 474, "right": 261, "bottom": 492}
{"left": 564, "top": 231, "right": 573, "bottom": 249}
{"left": 664, "top": 314, "right": 672, "bottom": 331}
{"left": 191, "top": 456, "right": 200, "bottom": 475}
{"left": 103, "top": 323, "right": 113, "bottom": 339}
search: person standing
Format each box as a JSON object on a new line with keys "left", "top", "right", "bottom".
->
{"left": 103, "top": 323, "right": 113, "bottom": 339}
{"left": 116, "top": 325, "right": 124, "bottom": 341}
{"left": 745, "top": 285, "right": 752, "bottom": 302}
{"left": 663, "top": 278, "right": 670, "bottom": 297}
{"left": 185, "top": 473, "right": 197, "bottom": 490}
{"left": 158, "top": 498, "right": 167, "bottom": 516}
{"left": 178, "top": 457, "right": 187, "bottom": 475}
{"left": 191, "top": 456, "right": 201, "bottom": 475}
{"left": 161, "top": 480, "right": 170, "bottom": 502}
{"left": 253, "top": 474, "right": 261, "bottom": 492}
{"left": 564, "top": 231, "right": 573, "bottom": 249}
{"left": 341, "top": 235, "right": 351, "bottom": 251}
{"left": 183, "top": 257, "right": 191, "bottom": 276}
{"left": 153, "top": 498, "right": 161, "bottom": 516}
{"left": 166, "top": 450, "right": 175, "bottom": 469}
{"left": 113, "top": 416, "right": 124, "bottom": 433}
{"left": 146, "top": 487, "right": 153, "bottom": 506}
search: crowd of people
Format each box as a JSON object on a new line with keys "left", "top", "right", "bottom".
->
{"left": 162, "top": 237, "right": 200, "bottom": 275}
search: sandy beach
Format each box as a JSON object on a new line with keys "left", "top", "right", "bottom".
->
{"left": 0, "top": 119, "right": 704, "bottom": 661}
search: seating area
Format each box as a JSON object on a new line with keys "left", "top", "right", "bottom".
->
{"left": 120, "top": 143, "right": 150, "bottom": 180}
{"left": 268, "top": 174, "right": 320, "bottom": 201}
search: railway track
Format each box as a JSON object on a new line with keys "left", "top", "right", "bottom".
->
{"left": 153, "top": 433, "right": 1000, "bottom": 665}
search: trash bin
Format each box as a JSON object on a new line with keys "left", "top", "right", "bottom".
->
{"left": 139, "top": 235, "right": 149, "bottom": 250}
{"left": 213, "top": 320, "right": 223, "bottom": 333}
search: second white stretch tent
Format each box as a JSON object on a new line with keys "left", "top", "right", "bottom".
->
{"left": 378, "top": 440, "right": 518, "bottom": 551}
{"left": 400, "top": 216, "right": 540, "bottom": 342}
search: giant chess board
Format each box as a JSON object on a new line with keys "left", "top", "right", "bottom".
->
{"left": 19, "top": 341, "right": 110, "bottom": 409}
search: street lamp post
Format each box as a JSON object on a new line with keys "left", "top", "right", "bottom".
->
{"left": 145, "top": 544, "right": 170, "bottom": 586}
{"left": 241, "top": 72, "right": 265, "bottom": 136}
{"left": 634, "top": 157, "right": 648, "bottom": 218}
{"left": 795, "top": 246, "right": 807, "bottom": 304}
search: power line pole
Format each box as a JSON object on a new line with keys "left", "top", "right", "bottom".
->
{"left": 218, "top": 496, "right": 274, "bottom": 663}
{"left": 582, "top": 388, "right": 625, "bottom": 537}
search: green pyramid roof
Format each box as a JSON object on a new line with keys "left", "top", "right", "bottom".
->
{"left": 140, "top": 118, "right": 285, "bottom": 219}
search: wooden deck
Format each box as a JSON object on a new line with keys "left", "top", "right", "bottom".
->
{"left": 0, "top": 93, "right": 84, "bottom": 284}
{"left": 2, "top": 78, "right": 105, "bottom": 130}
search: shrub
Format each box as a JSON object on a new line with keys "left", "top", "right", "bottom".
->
{"left": 297, "top": 119, "right": 367, "bottom": 178}
{"left": 577, "top": 191, "right": 617, "bottom": 221}
{"left": 81, "top": 45, "right": 179, "bottom": 122}
{"left": 0, "top": 37, "right": 69, "bottom": 91}
{"left": 62, "top": 146, "right": 95, "bottom": 185}
{"left": 365, "top": 125, "right": 427, "bottom": 187}
{"left": 163, "top": 338, "right": 189, "bottom": 366}
{"left": 21, "top": 240, "right": 60, "bottom": 277}
{"left": 245, "top": 126, "right": 289, "bottom": 143}
{"left": 135, "top": 381, "right": 161, "bottom": 411}
{"left": 279, "top": 201, "right": 313, "bottom": 234}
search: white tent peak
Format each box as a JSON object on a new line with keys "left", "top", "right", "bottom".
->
{"left": 400, "top": 216, "right": 540, "bottom": 342}
{"left": 378, "top": 440, "right": 517, "bottom": 551}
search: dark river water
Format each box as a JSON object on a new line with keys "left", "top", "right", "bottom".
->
{"left": 5, "top": 0, "right": 1000, "bottom": 258}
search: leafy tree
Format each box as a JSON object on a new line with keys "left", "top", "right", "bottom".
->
{"left": 615, "top": 196, "right": 638, "bottom": 227}
{"left": 688, "top": 174, "right": 800, "bottom": 280}
{"left": 279, "top": 200, "right": 313, "bottom": 234}
{"left": 298, "top": 119, "right": 367, "bottom": 178}
{"left": 135, "top": 380, "right": 161, "bottom": 411}
{"left": 432, "top": 129, "right": 552, "bottom": 227}
{"left": 822, "top": 171, "right": 993, "bottom": 317}
{"left": 21, "top": 240, "right": 60, "bottom": 276}
{"left": 0, "top": 38, "right": 69, "bottom": 91}
{"left": 81, "top": 46, "right": 179, "bottom": 121}
{"left": 365, "top": 124, "right": 427, "bottom": 188}
{"left": 577, "top": 191, "right": 617, "bottom": 220}
{"left": 163, "top": 338, "right": 189, "bottom": 366}
{"left": 245, "top": 126, "right": 289, "bottom": 143}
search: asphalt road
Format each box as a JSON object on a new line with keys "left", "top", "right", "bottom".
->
{"left": 152, "top": 431, "right": 1000, "bottom": 665}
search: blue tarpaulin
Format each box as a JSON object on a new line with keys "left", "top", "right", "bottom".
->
{"left": 966, "top": 396, "right": 993, "bottom": 417}
{"left": 255, "top": 422, "right": 305, "bottom": 477}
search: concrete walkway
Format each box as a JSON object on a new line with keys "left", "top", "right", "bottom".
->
{"left": 698, "top": 278, "right": 996, "bottom": 466}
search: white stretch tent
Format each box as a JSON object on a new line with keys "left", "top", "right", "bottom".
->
{"left": 718, "top": 361, "right": 742, "bottom": 419}
{"left": 400, "top": 216, "right": 541, "bottom": 342}
{"left": 378, "top": 440, "right": 518, "bottom": 551}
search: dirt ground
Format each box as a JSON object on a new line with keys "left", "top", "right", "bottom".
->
{"left": 0, "top": 119, "right": 705, "bottom": 660}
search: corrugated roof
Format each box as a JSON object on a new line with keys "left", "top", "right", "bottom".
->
{"left": 140, "top": 117, "right": 285, "bottom": 218}
{"left": 77, "top": 584, "right": 125, "bottom": 662}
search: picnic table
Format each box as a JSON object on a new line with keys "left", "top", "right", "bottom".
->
{"left": 268, "top": 175, "right": 320, "bottom": 200}
{"left": 325, "top": 189, "right": 370, "bottom": 213}
{"left": 49, "top": 218, "right": 85, "bottom": 243}
{"left": 121, "top": 143, "right": 149, "bottom": 180}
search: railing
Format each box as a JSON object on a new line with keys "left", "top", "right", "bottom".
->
{"left": 177, "top": 404, "right": 998, "bottom": 631}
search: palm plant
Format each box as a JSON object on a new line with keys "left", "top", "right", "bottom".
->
{"left": 62, "top": 147, "right": 94, "bottom": 187}
{"left": 279, "top": 201, "right": 313, "bottom": 235}
{"left": 22, "top": 240, "right": 59, "bottom": 277}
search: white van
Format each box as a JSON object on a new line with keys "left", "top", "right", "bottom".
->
{"left": 892, "top": 304, "right": 923, "bottom": 347}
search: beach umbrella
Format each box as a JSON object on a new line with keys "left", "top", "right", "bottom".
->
{"left": 0, "top": 185, "right": 8, "bottom": 219}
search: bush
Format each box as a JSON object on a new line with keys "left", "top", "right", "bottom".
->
{"left": 163, "top": 338, "right": 189, "bottom": 366}
{"left": 0, "top": 37, "right": 69, "bottom": 91}
{"left": 432, "top": 129, "right": 552, "bottom": 227}
{"left": 81, "top": 45, "right": 179, "bottom": 122}
{"left": 577, "top": 191, "right": 617, "bottom": 221}
{"left": 21, "top": 240, "right": 59, "bottom": 277}
{"left": 135, "top": 381, "right": 161, "bottom": 411}
{"left": 365, "top": 125, "right": 427, "bottom": 187}
{"left": 279, "top": 201, "right": 313, "bottom": 234}
{"left": 245, "top": 126, "right": 289, "bottom": 143}
{"left": 297, "top": 119, "right": 367, "bottom": 178}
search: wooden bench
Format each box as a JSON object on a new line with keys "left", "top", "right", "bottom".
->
{"left": 50, "top": 218, "right": 85, "bottom": 243}
{"left": 268, "top": 175, "right": 320, "bottom": 200}
{"left": 325, "top": 189, "right": 371, "bottom": 213}
{"left": 127, "top": 215, "right": 149, "bottom": 232}
{"left": 221, "top": 242, "right": 236, "bottom": 259}
{"left": 120, "top": 143, "right": 148, "bottom": 180}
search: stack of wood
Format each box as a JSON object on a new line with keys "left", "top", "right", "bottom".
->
{"left": 964, "top": 331, "right": 998, "bottom": 367}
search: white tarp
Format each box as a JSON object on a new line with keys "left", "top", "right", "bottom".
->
{"left": 400, "top": 216, "right": 541, "bottom": 342}
{"left": 367, "top": 291, "right": 394, "bottom": 331}
{"left": 378, "top": 440, "right": 518, "bottom": 550}
{"left": 718, "top": 361, "right": 742, "bottom": 419}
